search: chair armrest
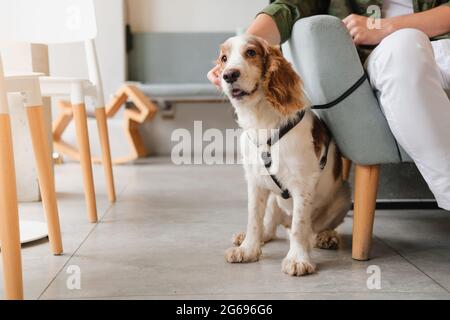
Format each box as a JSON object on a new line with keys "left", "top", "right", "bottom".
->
{"left": 282, "top": 15, "right": 402, "bottom": 165}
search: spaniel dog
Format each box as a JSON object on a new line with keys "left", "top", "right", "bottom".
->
{"left": 217, "top": 35, "right": 351, "bottom": 276}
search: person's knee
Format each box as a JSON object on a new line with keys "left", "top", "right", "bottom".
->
{"left": 378, "top": 28, "right": 432, "bottom": 63}
{"left": 373, "top": 28, "right": 434, "bottom": 81}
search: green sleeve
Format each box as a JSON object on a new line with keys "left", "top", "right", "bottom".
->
{"left": 258, "top": 0, "right": 330, "bottom": 44}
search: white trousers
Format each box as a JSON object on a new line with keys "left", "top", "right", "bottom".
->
{"left": 366, "top": 28, "right": 450, "bottom": 210}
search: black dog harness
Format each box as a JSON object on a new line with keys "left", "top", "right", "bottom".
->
{"left": 258, "top": 73, "right": 368, "bottom": 200}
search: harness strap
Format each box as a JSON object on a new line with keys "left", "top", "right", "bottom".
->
{"left": 261, "top": 151, "right": 291, "bottom": 200}
{"left": 259, "top": 73, "right": 368, "bottom": 200}
{"left": 268, "top": 110, "right": 306, "bottom": 147}
{"left": 311, "top": 73, "right": 368, "bottom": 110}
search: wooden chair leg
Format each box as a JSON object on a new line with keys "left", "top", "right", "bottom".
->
{"left": 352, "top": 164, "right": 380, "bottom": 261}
{"left": 72, "top": 103, "right": 98, "bottom": 223}
{"left": 95, "top": 107, "right": 116, "bottom": 203}
{"left": 342, "top": 158, "right": 352, "bottom": 181}
{"left": 0, "top": 114, "right": 23, "bottom": 300}
{"left": 26, "top": 105, "right": 63, "bottom": 255}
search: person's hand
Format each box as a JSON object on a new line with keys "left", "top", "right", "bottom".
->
{"left": 207, "top": 64, "right": 221, "bottom": 89}
{"left": 343, "top": 14, "right": 393, "bottom": 45}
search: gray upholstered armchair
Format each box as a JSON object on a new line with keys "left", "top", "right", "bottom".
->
{"left": 282, "top": 15, "right": 450, "bottom": 261}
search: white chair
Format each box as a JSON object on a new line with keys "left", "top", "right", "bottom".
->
{"left": 0, "top": 54, "right": 63, "bottom": 300}
{"left": 1, "top": 0, "right": 117, "bottom": 223}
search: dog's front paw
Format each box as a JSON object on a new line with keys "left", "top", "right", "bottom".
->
{"left": 225, "top": 246, "right": 261, "bottom": 263}
{"left": 281, "top": 258, "right": 316, "bottom": 276}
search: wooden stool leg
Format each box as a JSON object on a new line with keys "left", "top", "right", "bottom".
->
{"left": 0, "top": 114, "right": 23, "bottom": 300}
{"left": 26, "top": 105, "right": 63, "bottom": 255}
{"left": 95, "top": 107, "right": 116, "bottom": 203}
{"left": 352, "top": 164, "right": 380, "bottom": 261}
{"left": 72, "top": 103, "right": 98, "bottom": 223}
{"left": 342, "top": 158, "right": 352, "bottom": 181}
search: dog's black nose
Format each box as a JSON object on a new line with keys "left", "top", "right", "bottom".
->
{"left": 223, "top": 69, "right": 241, "bottom": 84}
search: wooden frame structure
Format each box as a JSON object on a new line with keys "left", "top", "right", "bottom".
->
{"left": 53, "top": 84, "right": 157, "bottom": 165}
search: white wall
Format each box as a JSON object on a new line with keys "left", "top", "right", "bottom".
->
{"left": 127, "top": 0, "right": 268, "bottom": 33}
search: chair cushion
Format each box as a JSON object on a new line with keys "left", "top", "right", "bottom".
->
{"left": 283, "top": 15, "right": 402, "bottom": 165}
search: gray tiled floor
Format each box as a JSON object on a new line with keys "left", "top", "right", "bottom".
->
{"left": 1, "top": 158, "right": 449, "bottom": 300}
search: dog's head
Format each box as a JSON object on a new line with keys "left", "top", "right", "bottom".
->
{"left": 217, "top": 35, "right": 306, "bottom": 115}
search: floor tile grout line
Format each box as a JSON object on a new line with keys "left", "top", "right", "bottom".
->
{"left": 36, "top": 179, "right": 132, "bottom": 300}
{"left": 374, "top": 234, "right": 450, "bottom": 294}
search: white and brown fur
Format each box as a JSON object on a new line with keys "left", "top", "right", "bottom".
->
{"left": 218, "top": 35, "right": 351, "bottom": 276}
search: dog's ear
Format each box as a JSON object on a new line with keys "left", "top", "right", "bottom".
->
{"left": 262, "top": 45, "right": 305, "bottom": 115}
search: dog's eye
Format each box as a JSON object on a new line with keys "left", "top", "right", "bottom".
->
{"left": 246, "top": 49, "right": 256, "bottom": 57}
{"left": 221, "top": 55, "right": 227, "bottom": 63}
